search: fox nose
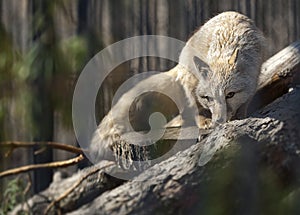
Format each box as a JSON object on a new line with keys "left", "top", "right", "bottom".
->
{"left": 208, "top": 117, "right": 225, "bottom": 128}
{"left": 215, "top": 117, "right": 226, "bottom": 124}
{"left": 211, "top": 105, "right": 227, "bottom": 126}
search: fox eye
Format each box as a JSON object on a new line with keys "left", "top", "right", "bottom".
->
{"left": 226, "top": 92, "right": 235, "bottom": 99}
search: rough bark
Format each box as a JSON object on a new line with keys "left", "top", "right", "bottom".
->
{"left": 10, "top": 161, "right": 124, "bottom": 214}
{"left": 65, "top": 87, "right": 300, "bottom": 215}
{"left": 249, "top": 41, "right": 300, "bottom": 113}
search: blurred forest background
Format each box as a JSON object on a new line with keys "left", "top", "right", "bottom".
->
{"left": 1, "top": 0, "right": 300, "bottom": 206}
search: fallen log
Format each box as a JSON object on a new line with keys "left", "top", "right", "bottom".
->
{"left": 10, "top": 41, "right": 300, "bottom": 215}
{"left": 249, "top": 41, "right": 300, "bottom": 113}
{"left": 68, "top": 86, "right": 300, "bottom": 215}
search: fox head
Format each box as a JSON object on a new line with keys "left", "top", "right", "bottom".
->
{"left": 193, "top": 47, "right": 261, "bottom": 127}
{"left": 178, "top": 12, "right": 265, "bottom": 128}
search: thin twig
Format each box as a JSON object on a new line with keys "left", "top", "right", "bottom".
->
{"left": 0, "top": 154, "right": 85, "bottom": 178}
{"left": 0, "top": 141, "right": 83, "bottom": 154}
{"left": 23, "top": 174, "right": 32, "bottom": 196}
{"left": 44, "top": 161, "right": 115, "bottom": 214}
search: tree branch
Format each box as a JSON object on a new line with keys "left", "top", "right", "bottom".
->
{"left": 0, "top": 141, "right": 83, "bottom": 154}
{"left": 0, "top": 154, "right": 84, "bottom": 178}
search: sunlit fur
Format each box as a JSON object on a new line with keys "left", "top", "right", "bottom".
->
{"left": 89, "top": 67, "right": 199, "bottom": 164}
{"left": 90, "top": 11, "right": 265, "bottom": 164}
{"left": 180, "top": 11, "right": 265, "bottom": 126}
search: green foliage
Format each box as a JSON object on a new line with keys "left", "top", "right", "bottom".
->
{"left": 0, "top": 178, "right": 27, "bottom": 215}
{"left": 0, "top": 0, "right": 90, "bottom": 141}
{"left": 0, "top": 24, "right": 22, "bottom": 86}
{"left": 56, "top": 36, "right": 88, "bottom": 127}
{"left": 60, "top": 36, "right": 88, "bottom": 72}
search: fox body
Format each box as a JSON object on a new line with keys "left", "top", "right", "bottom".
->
{"left": 180, "top": 11, "right": 265, "bottom": 126}
{"left": 90, "top": 67, "right": 198, "bottom": 164}
{"left": 90, "top": 11, "right": 264, "bottom": 164}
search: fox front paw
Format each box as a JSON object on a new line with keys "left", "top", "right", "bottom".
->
{"left": 196, "top": 115, "right": 213, "bottom": 129}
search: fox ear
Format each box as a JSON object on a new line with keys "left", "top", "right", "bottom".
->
{"left": 193, "top": 56, "right": 209, "bottom": 81}
{"left": 228, "top": 48, "right": 239, "bottom": 65}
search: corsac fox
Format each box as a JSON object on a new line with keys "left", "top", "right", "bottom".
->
{"left": 89, "top": 11, "right": 265, "bottom": 165}
{"left": 188, "top": 11, "right": 265, "bottom": 127}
